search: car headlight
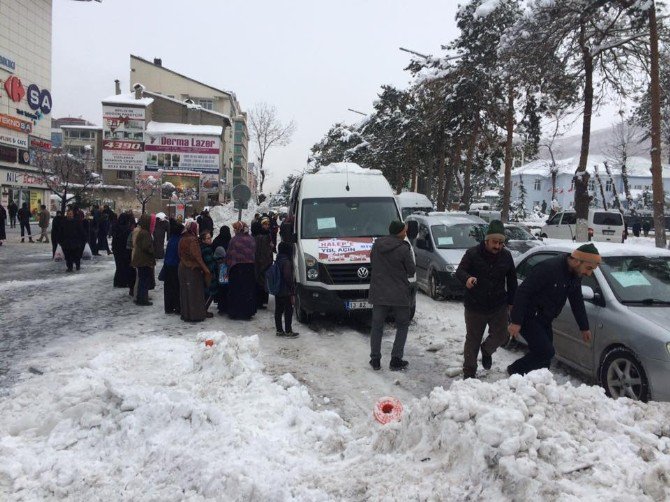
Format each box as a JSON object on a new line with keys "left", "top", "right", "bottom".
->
{"left": 304, "top": 253, "right": 319, "bottom": 281}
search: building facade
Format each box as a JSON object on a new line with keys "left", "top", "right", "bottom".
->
{"left": 129, "top": 55, "right": 249, "bottom": 199}
{"left": 101, "top": 86, "right": 232, "bottom": 216}
{"left": 507, "top": 155, "right": 670, "bottom": 213}
{"left": 0, "top": 0, "right": 53, "bottom": 215}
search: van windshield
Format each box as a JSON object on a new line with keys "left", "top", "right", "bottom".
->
{"left": 431, "top": 223, "right": 487, "bottom": 249}
{"left": 301, "top": 197, "right": 399, "bottom": 238}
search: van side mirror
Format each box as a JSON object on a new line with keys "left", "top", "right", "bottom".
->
{"left": 406, "top": 220, "right": 419, "bottom": 240}
{"left": 416, "top": 238, "right": 428, "bottom": 250}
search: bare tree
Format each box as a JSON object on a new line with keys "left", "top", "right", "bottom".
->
{"left": 248, "top": 103, "right": 296, "bottom": 197}
{"left": 605, "top": 117, "right": 645, "bottom": 211}
{"left": 34, "top": 146, "right": 99, "bottom": 213}
{"left": 593, "top": 164, "right": 608, "bottom": 209}
{"left": 134, "top": 172, "right": 160, "bottom": 214}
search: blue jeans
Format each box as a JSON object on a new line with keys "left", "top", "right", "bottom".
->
{"left": 370, "top": 305, "right": 410, "bottom": 360}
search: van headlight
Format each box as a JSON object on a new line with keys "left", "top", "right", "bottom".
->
{"left": 304, "top": 253, "right": 319, "bottom": 281}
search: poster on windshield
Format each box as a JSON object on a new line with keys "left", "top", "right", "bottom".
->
{"left": 317, "top": 238, "right": 374, "bottom": 263}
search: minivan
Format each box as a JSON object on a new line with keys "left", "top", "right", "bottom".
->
{"left": 540, "top": 209, "right": 624, "bottom": 242}
{"left": 395, "top": 192, "right": 434, "bottom": 219}
{"left": 405, "top": 212, "right": 487, "bottom": 299}
{"left": 286, "top": 163, "right": 417, "bottom": 323}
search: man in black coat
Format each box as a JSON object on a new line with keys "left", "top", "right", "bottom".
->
{"left": 8, "top": 200, "right": 18, "bottom": 228}
{"left": 17, "top": 202, "right": 33, "bottom": 242}
{"left": 196, "top": 209, "right": 214, "bottom": 235}
{"left": 456, "top": 220, "right": 517, "bottom": 378}
{"left": 58, "top": 209, "right": 87, "bottom": 272}
{"left": 369, "top": 220, "right": 416, "bottom": 371}
{"left": 507, "top": 243, "right": 600, "bottom": 376}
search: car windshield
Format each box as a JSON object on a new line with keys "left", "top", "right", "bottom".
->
{"left": 505, "top": 226, "right": 534, "bottom": 241}
{"left": 301, "top": 197, "right": 399, "bottom": 238}
{"left": 600, "top": 255, "right": 670, "bottom": 304}
{"left": 431, "top": 223, "right": 487, "bottom": 249}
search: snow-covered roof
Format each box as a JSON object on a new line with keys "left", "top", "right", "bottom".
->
{"left": 511, "top": 155, "right": 670, "bottom": 178}
{"left": 395, "top": 191, "right": 433, "bottom": 207}
{"left": 145, "top": 121, "right": 223, "bottom": 136}
{"left": 317, "top": 162, "right": 382, "bottom": 175}
{"left": 60, "top": 125, "right": 102, "bottom": 130}
{"left": 143, "top": 91, "right": 231, "bottom": 124}
{"left": 482, "top": 190, "right": 499, "bottom": 197}
{"left": 101, "top": 92, "right": 154, "bottom": 106}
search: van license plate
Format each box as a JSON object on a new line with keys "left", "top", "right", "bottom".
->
{"left": 602, "top": 229, "right": 615, "bottom": 235}
{"left": 346, "top": 300, "right": 371, "bottom": 310}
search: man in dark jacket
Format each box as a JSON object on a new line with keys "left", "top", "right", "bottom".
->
{"left": 58, "top": 209, "right": 86, "bottom": 272}
{"left": 8, "top": 200, "right": 18, "bottom": 228}
{"left": 131, "top": 214, "right": 156, "bottom": 306}
{"left": 507, "top": 243, "right": 599, "bottom": 376}
{"left": 196, "top": 209, "right": 214, "bottom": 235}
{"left": 17, "top": 202, "right": 33, "bottom": 242}
{"left": 369, "top": 220, "right": 416, "bottom": 371}
{"left": 456, "top": 220, "right": 517, "bottom": 379}
{"left": 51, "top": 211, "right": 64, "bottom": 257}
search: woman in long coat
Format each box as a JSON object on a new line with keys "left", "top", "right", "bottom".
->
{"left": 163, "top": 220, "right": 183, "bottom": 314}
{"left": 226, "top": 221, "right": 257, "bottom": 320}
{"left": 112, "top": 212, "right": 134, "bottom": 291}
{"left": 58, "top": 209, "right": 86, "bottom": 272}
{"left": 0, "top": 202, "right": 6, "bottom": 245}
{"left": 178, "top": 221, "right": 212, "bottom": 322}
{"left": 254, "top": 217, "right": 274, "bottom": 309}
{"left": 153, "top": 212, "right": 169, "bottom": 259}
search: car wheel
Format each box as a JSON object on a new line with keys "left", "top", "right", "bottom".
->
{"left": 295, "top": 294, "right": 312, "bottom": 324}
{"left": 599, "top": 347, "right": 650, "bottom": 402}
{"left": 429, "top": 272, "right": 442, "bottom": 301}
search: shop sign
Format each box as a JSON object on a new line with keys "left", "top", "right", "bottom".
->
{"left": 1, "top": 169, "right": 47, "bottom": 187}
{"left": 0, "top": 132, "right": 28, "bottom": 148}
{"left": 4, "top": 76, "right": 25, "bottom": 102}
{"left": 29, "top": 136, "right": 51, "bottom": 151}
{"left": 0, "top": 113, "right": 32, "bottom": 134}
{"left": 26, "top": 84, "right": 52, "bottom": 115}
{"left": 102, "top": 105, "right": 145, "bottom": 171}
{"left": 0, "top": 53, "right": 16, "bottom": 73}
{"left": 145, "top": 133, "right": 220, "bottom": 174}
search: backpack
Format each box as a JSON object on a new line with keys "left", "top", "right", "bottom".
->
{"left": 265, "top": 261, "right": 282, "bottom": 295}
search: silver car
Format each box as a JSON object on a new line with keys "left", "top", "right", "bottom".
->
{"left": 406, "top": 212, "right": 487, "bottom": 299}
{"left": 514, "top": 242, "right": 670, "bottom": 402}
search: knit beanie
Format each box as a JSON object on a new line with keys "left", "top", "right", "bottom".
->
{"left": 485, "top": 220, "right": 506, "bottom": 241}
{"left": 571, "top": 243, "right": 601, "bottom": 265}
{"left": 388, "top": 220, "right": 406, "bottom": 235}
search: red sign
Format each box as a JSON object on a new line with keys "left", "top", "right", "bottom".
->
{"left": 103, "top": 140, "right": 144, "bottom": 152}
{"left": 0, "top": 113, "right": 32, "bottom": 134}
{"left": 29, "top": 137, "right": 52, "bottom": 151}
{"left": 4, "top": 76, "right": 25, "bottom": 102}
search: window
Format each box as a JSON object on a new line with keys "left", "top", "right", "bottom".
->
{"left": 534, "top": 179, "right": 542, "bottom": 191}
{"left": 546, "top": 213, "right": 560, "bottom": 225}
{"left": 592, "top": 212, "right": 623, "bottom": 226}
{"left": 301, "top": 197, "right": 399, "bottom": 239}
{"left": 65, "top": 130, "right": 79, "bottom": 139}
{"left": 430, "top": 223, "right": 487, "bottom": 249}
{"left": 605, "top": 180, "right": 613, "bottom": 192}
{"left": 561, "top": 212, "right": 577, "bottom": 225}
{"left": 588, "top": 180, "right": 595, "bottom": 191}
{"left": 197, "top": 99, "right": 213, "bottom": 110}
{"left": 600, "top": 255, "right": 670, "bottom": 304}
{"left": 116, "top": 170, "right": 133, "bottom": 180}
{"left": 516, "top": 252, "right": 559, "bottom": 281}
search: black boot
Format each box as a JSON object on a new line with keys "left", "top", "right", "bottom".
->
{"left": 389, "top": 357, "right": 409, "bottom": 371}
{"left": 481, "top": 345, "right": 492, "bottom": 370}
{"left": 369, "top": 358, "right": 381, "bottom": 371}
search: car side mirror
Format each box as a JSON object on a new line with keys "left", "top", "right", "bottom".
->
{"left": 406, "top": 220, "right": 419, "bottom": 240}
{"left": 581, "top": 285, "right": 595, "bottom": 300}
{"left": 416, "top": 238, "right": 427, "bottom": 250}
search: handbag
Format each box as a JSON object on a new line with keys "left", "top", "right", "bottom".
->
{"left": 82, "top": 242, "right": 93, "bottom": 260}
{"left": 218, "top": 263, "right": 229, "bottom": 284}
{"left": 54, "top": 244, "right": 64, "bottom": 262}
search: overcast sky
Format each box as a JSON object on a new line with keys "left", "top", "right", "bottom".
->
{"left": 52, "top": 0, "right": 616, "bottom": 193}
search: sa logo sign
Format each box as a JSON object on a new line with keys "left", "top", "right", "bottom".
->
{"left": 27, "top": 84, "right": 52, "bottom": 115}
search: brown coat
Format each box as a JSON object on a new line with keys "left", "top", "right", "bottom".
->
{"left": 178, "top": 234, "right": 208, "bottom": 273}
{"left": 131, "top": 215, "right": 156, "bottom": 268}
{"left": 38, "top": 209, "right": 50, "bottom": 229}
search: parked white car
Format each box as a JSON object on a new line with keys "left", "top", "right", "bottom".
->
{"left": 540, "top": 209, "right": 624, "bottom": 242}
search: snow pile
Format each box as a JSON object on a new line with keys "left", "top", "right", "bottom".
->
{"left": 209, "top": 201, "right": 269, "bottom": 230}
{"left": 370, "top": 370, "right": 670, "bottom": 500}
{"left": 0, "top": 332, "right": 349, "bottom": 500}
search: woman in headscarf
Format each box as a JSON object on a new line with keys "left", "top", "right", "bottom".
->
{"left": 226, "top": 221, "right": 257, "bottom": 320}
{"left": 178, "top": 220, "right": 212, "bottom": 321}
{"left": 163, "top": 219, "right": 184, "bottom": 314}
{"left": 112, "top": 212, "right": 134, "bottom": 290}
{"left": 254, "top": 217, "right": 274, "bottom": 309}
{"left": 199, "top": 229, "right": 219, "bottom": 310}
{"left": 211, "top": 225, "right": 232, "bottom": 252}
{"left": 153, "top": 212, "right": 170, "bottom": 259}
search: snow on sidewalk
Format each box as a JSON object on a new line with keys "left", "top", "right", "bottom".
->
{"left": 1, "top": 329, "right": 669, "bottom": 500}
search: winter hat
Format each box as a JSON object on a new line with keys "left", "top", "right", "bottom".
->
{"left": 232, "top": 221, "right": 245, "bottom": 233}
{"left": 261, "top": 217, "right": 270, "bottom": 225}
{"left": 156, "top": 212, "right": 167, "bottom": 221}
{"left": 571, "top": 243, "right": 601, "bottom": 265}
{"left": 388, "top": 220, "right": 406, "bottom": 235}
{"left": 213, "top": 246, "right": 227, "bottom": 259}
{"left": 485, "top": 220, "right": 506, "bottom": 241}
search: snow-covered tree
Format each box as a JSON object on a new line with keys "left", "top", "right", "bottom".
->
{"left": 134, "top": 173, "right": 160, "bottom": 214}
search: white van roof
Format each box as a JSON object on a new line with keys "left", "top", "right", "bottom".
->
{"left": 395, "top": 192, "right": 433, "bottom": 207}
{"left": 301, "top": 164, "right": 394, "bottom": 198}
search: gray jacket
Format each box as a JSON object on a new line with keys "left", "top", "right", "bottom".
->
{"left": 369, "top": 235, "right": 416, "bottom": 306}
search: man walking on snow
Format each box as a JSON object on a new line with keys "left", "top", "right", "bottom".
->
{"left": 507, "top": 243, "right": 598, "bottom": 375}
{"left": 369, "top": 220, "right": 416, "bottom": 371}
{"left": 456, "top": 220, "right": 517, "bottom": 379}
{"left": 37, "top": 204, "right": 50, "bottom": 243}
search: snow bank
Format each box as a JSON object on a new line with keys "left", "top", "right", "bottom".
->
{"left": 209, "top": 201, "right": 269, "bottom": 230}
{"left": 318, "top": 162, "right": 382, "bottom": 175}
{"left": 0, "top": 332, "right": 349, "bottom": 500}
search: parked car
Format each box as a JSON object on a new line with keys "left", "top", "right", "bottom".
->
{"left": 396, "top": 192, "right": 434, "bottom": 219}
{"left": 504, "top": 223, "right": 544, "bottom": 257}
{"left": 540, "top": 209, "right": 624, "bottom": 242}
{"left": 406, "top": 213, "right": 487, "bottom": 299}
{"left": 513, "top": 242, "right": 670, "bottom": 402}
